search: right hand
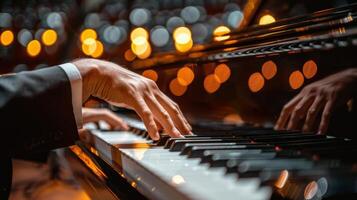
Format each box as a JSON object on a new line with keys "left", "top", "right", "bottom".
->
{"left": 72, "top": 59, "right": 192, "bottom": 140}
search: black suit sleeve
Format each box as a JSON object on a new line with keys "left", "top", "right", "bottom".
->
{"left": 0, "top": 66, "right": 78, "bottom": 156}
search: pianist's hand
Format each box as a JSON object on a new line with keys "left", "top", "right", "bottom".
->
{"left": 72, "top": 58, "right": 192, "bottom": 140}
{"left": 275, "top": 68, "right": 357, "bottom": 134}
{"left": 82, "top": 107, "right": 129, "bottom": 130}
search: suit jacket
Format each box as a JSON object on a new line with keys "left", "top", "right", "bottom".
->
{"left": 0, "top": 66, "right": 78, "bottom": 199}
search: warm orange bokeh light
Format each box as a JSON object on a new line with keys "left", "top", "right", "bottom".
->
{"left": 169, "top": 78, "right": 187, "bottom": 96}
{"left": 27, "top": 40, "right": 41, "bottom": 57}
{"left": 124, "top": 49, "right": 136, "bottom": 61}
{"left": 177, "top": 66, "right": 194, "bottom": 86}
{"left": 80, "top": 29, "right": 97, "bottom": 42}
{"left": 248, "top": 72, "right": 265, "bottom": 92}
{"left": 214, "top": 63, "right": 231, "bottom": 83}
{"left": 173, "top": 27, "right": 193, "bottom": 53}
{"left": 130, "top": 27, "right": 148, "bottom": 41}
{"left": 136, "top": 43, "right": 151, "bottom": 59}
{"left": 42, "top": 29, "right": 57, "bottom": 46}
{"left": 173, "top": 27, "right": 191, "bottom": 44}
{"left": 303, "top": 60, "right": 318, "bottom": 79}
{"left": 259, "top": 14, "right": 276, "bottom": 25}
{"left": 204, "top": 74, "right": 221, "bottom": 94}
{"left": 142, "top": 69, "right": 158, "bottom": 82}
{"left": 82, "top": 38, "right": 97, "bottom": 56}
{"left": 91, "top": 40, "right": 104, "bottom": 58}
{"left": 131, "top": 36, "right": 151, "bottom": 59}
{"left": 174, "top": 39, "right": 193, "bottom": 53}
{"left": 289, "top": 70, "right": 304, "bottom": 89}
{"left": 261, "top": 60, "right": 277, "bottom": 80}
{"left": 213, "top": 26, "right": 231, "bottom": 41}
{"left": 0, "top": 30, "right": 14, "bottom": 46}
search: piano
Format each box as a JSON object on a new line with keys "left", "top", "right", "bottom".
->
{"left": 70, "top": 1, "right": 357, "bottom": 200}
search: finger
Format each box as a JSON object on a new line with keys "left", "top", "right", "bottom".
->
{"left": 303, "top": 97, "right": 325, "bottom": 132}
{"left": 99, "top": 110, "right": 129, "bottom": 131}
{"left": 155, "top": 119, "right": 163, "bottom": 131}
{"left": 318, "top": 99, "right": 335, "bottom": 134}
{"left": 287, "top": 96, "right": 314, "bottom": 130}
{"left": 144, "top": 94, "right": 183, "bottom": 138}
{"left": 160, "top": 94, "right": 192, "bottom": 131}
{"left": 132, "top": 97, "right": 160, "bottom": 140}
{"left": 155, "top": 93, "right": 192, "bottom": 135}
{"left": 275, "top": 96, "right": 302, "bottom": 130}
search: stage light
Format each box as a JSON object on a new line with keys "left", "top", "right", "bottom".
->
{"left": 41, "top": 29, "right": 57, "bottom": 46}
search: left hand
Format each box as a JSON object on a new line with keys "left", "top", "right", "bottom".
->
{"left": 82, "top": 107, "right": 129, "bottom": 130}
{"left": 275, "top": 68, "right": 357, "bottom": 134}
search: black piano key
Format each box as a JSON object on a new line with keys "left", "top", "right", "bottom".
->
{"left": 169, "top": 138, "right": 250, "bottom": 152}
{"left": 181, "top": 143, "right": 274, "bottom": 158}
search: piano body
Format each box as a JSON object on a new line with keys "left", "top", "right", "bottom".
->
{"left": 71, "top": 1, "right": 357, "bottom": 200}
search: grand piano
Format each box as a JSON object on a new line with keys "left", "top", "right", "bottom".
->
{"left": 67, "top": 1, "right": 357, "bottom": 200}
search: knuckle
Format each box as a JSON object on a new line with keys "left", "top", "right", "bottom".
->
{"left": 162, "top": 112, "right": 171, "bottom": 121}
{"left": 142, "top": 110, "right": 152, "bottom": 118}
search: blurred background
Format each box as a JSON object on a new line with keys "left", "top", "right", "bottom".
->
{"left": 0, "top": 0, "right": 355, "bottom": 125}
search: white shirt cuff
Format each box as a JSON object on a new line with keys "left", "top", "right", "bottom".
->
{"left": 59, "top": 63, "right": 83, "bottom": 128}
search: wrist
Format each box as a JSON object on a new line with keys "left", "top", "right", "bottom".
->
{"left": 71, "top": 59, "right": 101, "bottom": 102}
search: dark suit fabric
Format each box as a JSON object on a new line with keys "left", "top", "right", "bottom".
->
{"left": 0, "top": 66, "right": 79, "bottom": 199}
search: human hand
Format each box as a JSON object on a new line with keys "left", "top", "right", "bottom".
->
{"left": 82, "top": 107, "right": 129, "bottom": 130}
{"left": 72, "top": 59, "right": 192, "bottom": 140}
{"left": 275, "top": 68, "right": 357, "bottom": 134}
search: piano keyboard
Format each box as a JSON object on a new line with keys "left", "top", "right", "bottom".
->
{"left": 79, "top": 118, "right": 357, "bottom": 200}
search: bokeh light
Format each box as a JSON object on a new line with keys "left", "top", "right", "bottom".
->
{"left": 214, "top": 63, "right": 231, "bottom": 83}
{"left": 173, "top": 26, "right": 193, "bottom": 52}
{"left": 289, "top": 70, "right": 304, "bottom": 89}
{"left": 170, "top": 78, "right": 187, "bottom": 96}
{"left": 0, "top": 30, "right": 14, "bottom": 46}
{"left": 259, "top": 14, "right": 276, "bottom": 25}
{"left": 204, "top": 74, "right": 221, "bottom": 93}
{"left": 213, "top": 26, "right": 231, "bottom": 41}
{"left": 82, "top": 38, "right": 97, "bottom": 56}
{"left": 303, "top": 60, "right": 318, "bottom": 79}
{"left": 91, "top": 40, "right": 104, "bottom": 58}
{"left": 177, "top": 66, "right": 194, "bottom": 86}
{"left": 41, "top": 29, "right": 57, "bottom": 46}
{"left": 261, "top": 60, "right": 277, "bottom": 80}
{"left": 80, "top": 28, "right": 97, "bottom": 42}
{"left": 248, "top": 72, "right": 265, "bottom": 92}
{"left": 130, "top": 27, "right": 148, "bottom": 41}
{"left": 142, "top": 69, "right": 158, "bottom": 82}
{"left": 27, "top": 40, "right": 42, "bottom": 57}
